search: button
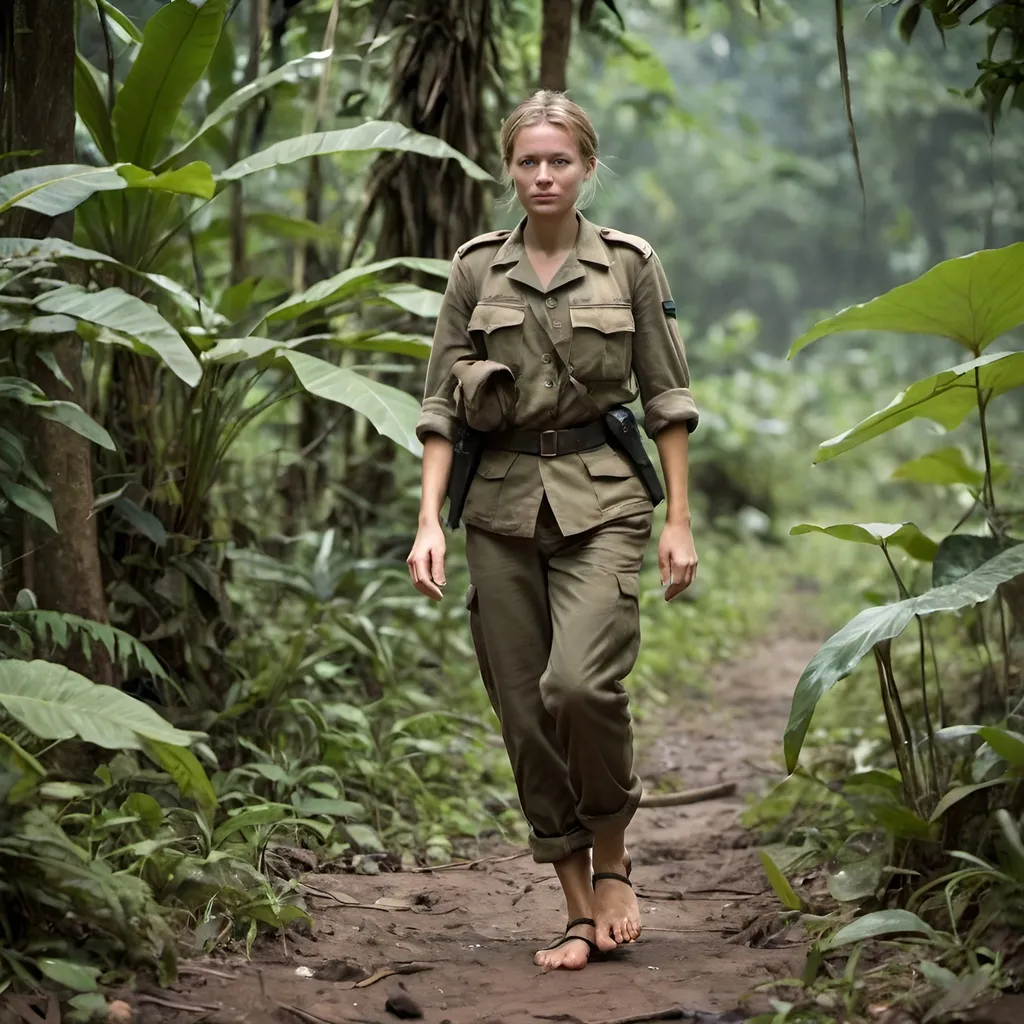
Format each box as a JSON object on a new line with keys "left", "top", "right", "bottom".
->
{"left": 541, "top": 354, "right": 552, "bottom": 364}
{"left": 544, "top": 380, "right": 554, "bottom": 388}
{"left": 545, "top": 296, "right": 558, "bottom": 308}
{"left": 552, "top": 320, "right": 561, "bottom": 328}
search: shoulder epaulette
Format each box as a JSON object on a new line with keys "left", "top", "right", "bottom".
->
{"left": 456, "top": 230, "right": 512, "bottom": 259}
{"left": 598, "top": 227, "right": 652, "bottom": 260}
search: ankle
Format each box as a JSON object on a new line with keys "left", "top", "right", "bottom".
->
{"left": 591, "top": 834, "right": 627, "bottom": 873}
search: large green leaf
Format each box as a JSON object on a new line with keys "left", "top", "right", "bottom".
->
{"left": 0, "top": 237, "right": 221, "bottom": 324}
{"left": 282, "top": 351, "right": 423, "bottom": 456}
{"left": 1, "top": 373, "right": 115, "bottom": 450}
{"left": 34, "top": 400, "right": 115, "bottom": 450}
{"left": 791, "top": 521, "right": 937, "bottom": 562}
{"left": 161, "top": 49, "right": 332, "bottom": 167}
{"left": 117, "top": 161, "right": 215, "bottom": 199}
{"left": 930, "top": 777, "right": 1016, "bottom": 822}
{"left": 813, "top": 351, "right": 1024, "bottom": 464}
{"left": 821, "top": 910, "right": 937, "bottom": 950}
{"left": 75, "top": 53, "right": 116, "bottom": 161}
{"left": 784, "top": 542, "right": 1024, "bottom": 772}
{"left": 0, "top": 162, "right": 217, "bottom": 217}
{"left": 0, "top": 477, "right": 56, "bottom": 531}
{"left": 759, "top": 850, "right": 802, "bottom": 910}
{"left": 790, "top": 243, "right": 1024, "bottom": 358}
{"left": 932, "top": 534, "right": 1016, "bottom": 588}
{"left": 82, "top": 0, "right": 144, "bottom": 44}
{"left": 145, "top": 740, "right": 217, "bottom": 812}
{"left": 112, "top": 0, "right": 227, "bottom": 168}
{"left": 265, "top": 256, "right": 450, "bottom": 323}
{"left": 381, "top": 283, "right": 445, "bottom": 319}
{"left": 36, "top": 286, "right": 201, "bottom": 386}
{"left": 201, "top": 331, "right": 431, "bottom": 364}
{"left": 217, "top": 121, "right": 494, "bottom": 184}
{"left": 0, "top": 164, "right": 127, "bottom": 217}
{"left": 0, "top": 660, "right": 192, "bottom": 749}
{"left": 891, "top": 447, "right": 986, "bottom": 489}
{"left": 978, "top": 727, "right": 1024, "bottom": 768}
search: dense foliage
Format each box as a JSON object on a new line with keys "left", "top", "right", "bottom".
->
{"left": 0, "top": 0, "right": 1021, "bottom": 1020}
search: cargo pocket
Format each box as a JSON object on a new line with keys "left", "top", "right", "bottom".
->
{"left": 464, "top": 449, "right": 518, "bottom": 526}
{"left": 604, "top": 571, "right": 642, "bottom": 683}
{"left": 468, "top": 302, "right": 526, "bottom": 370}
{"left": 569, "top": 304, "right": 635, "bottom": 382}
{"left": 579, "top": 446, "right": 648, "bottom": 513}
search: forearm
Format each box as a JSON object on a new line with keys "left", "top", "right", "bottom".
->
{"left": 654, "top": 424, "right": 691, "bottom": 526}
{"left": 418, "top": 434, "right": 454, "bottom": 528}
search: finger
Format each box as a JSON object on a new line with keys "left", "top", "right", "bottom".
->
{"left": 414, "top": 577, "right": 443, "bottom": 601}
{"left": 658, "top": 544, "right": 670, "bottom": 587}
{"left": 430, "top": 546, "right": 446, "bottom": 588}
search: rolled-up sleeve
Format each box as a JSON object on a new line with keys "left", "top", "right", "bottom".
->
{"left": 631, "top": 251, "right": 699, "bottom": 438}
{"left": 416, "top": 256, "right": 478, "bottom": 443}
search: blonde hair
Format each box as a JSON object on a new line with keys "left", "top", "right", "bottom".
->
{"left": 499, "top": 91, "right": 600, "bottom": 209}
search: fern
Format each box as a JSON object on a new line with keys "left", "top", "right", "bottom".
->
{"left": 1, "top": 611, "right": 169, "bottom": 682}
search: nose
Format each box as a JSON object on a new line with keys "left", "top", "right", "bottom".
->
{"left": 535, "top": 162, "right": 553, "bottom": 185}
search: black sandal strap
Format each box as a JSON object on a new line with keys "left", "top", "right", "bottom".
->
{"left": 542, "top": 918, "right": 599, "bottom": 953}
{"left": 566, "top": 916, "right": 596, "bottom": 930}
{"left": 592, "top": 871, "right": 633, "bottom": 888}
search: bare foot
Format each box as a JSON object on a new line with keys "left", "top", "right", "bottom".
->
{"left": 534, "top": 919, "right": 597, "bottom": 971}
{"left": 592, "top": 851, "right": 640, "bottom": 952}
{"left": 533, "top": 848, "right": 596, "bottom": 971}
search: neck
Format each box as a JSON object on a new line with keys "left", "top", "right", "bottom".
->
{"left": 523, "top": 209, "right": 579, "bottom": 255}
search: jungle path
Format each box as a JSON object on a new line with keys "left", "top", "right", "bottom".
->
{"left": 153, "top": 632, "right": 823, "bottom": 1024}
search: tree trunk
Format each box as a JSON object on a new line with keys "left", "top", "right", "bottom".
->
{"left": 1, "top": 0, "right": 113, "bottom": 682}
{"left": 540, "top": 0, "right": 573, "bottom": 91}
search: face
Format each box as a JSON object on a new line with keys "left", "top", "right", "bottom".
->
{"left": 508, "top": 121, "right": 596, "bottom": 218}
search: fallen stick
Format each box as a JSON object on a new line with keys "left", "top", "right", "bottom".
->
{"left": 638, "top": 782, "right": 736, "bottom": 807}
{"left": 535, "top": 1007, "right": 690, "bottom": 1024}
{"left": 177, "top": 963, "right": 235, "bottom": 980}
{"left": 352, "top": 963, "right": 434, "bottom": 988}
{"left": 408, "top": 849, "right": 531, "bottom": 872}
{"left": 277, "top": 1005, "right": 352, "bottom": 1024}
{"left": 135, "top": 994, "right": 221, "bottom": 1013}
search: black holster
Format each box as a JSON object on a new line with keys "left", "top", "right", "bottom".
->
{"left": 445, "top": 420, "right": 485, "bottom": 529}
{"left": 603, "top": 406, "right": 665, "bottom": 507}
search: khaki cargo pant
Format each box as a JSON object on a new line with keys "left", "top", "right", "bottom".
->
{"left": 465, "top": 498, "right": 651, "bottom": 863}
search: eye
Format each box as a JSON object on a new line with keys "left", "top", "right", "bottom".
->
{"left": 553, "top": 158, "right": 570, "bottom": 166}
{"left": 519, "top": 158, "right": 535, "bottom": 167}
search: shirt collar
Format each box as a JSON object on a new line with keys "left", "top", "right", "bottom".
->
{"left": 488, "top": 212, "right": 611, "bottom": 271}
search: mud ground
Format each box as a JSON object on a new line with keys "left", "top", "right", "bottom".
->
{"left": 125, "top": 628, "right": 827, "bottom": 1024}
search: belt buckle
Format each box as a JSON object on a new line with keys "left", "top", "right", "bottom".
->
{"left": 539, "top": 430, "right": 558, "bottom": 457}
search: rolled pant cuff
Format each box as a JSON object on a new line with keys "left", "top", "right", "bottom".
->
{"left": 529, "top": 827, "right": 594, "bottom": 864}
{"left": 577, "top": 783, "right": 644, "bottom": 837}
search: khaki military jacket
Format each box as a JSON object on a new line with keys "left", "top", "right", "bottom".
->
{"left": 417, "top": 214, "right": 699, "bottom": 538}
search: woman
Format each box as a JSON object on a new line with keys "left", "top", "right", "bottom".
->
{"left": 407, "top": 91, "right": 699, "bottom": 972}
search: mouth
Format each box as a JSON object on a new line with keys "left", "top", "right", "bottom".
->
{"left": 532, "top": 194, "right": 557, "bottom": 201}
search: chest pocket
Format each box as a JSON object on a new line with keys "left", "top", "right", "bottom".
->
{"left": 569, "top": 304, "right": 635, "bottom": 383}
{"left": 468, "top": 303, "right": 526, "bottom": 372}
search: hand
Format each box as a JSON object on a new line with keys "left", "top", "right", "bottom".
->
{"left": 407, "top": 520, "right": 447, "bottom": 601}
{"left": 658, "top": 520, "right": 697, "bottom": 602}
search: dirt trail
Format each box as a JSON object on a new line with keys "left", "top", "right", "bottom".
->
{"left": 153, "top": 634, "right": 821, "bottom": 1024}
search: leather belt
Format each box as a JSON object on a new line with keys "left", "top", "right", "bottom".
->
{"left": 487, "top": 420, "right": 607, "bottom": 458}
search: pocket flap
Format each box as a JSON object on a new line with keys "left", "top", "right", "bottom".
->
{"left": 468, "top": 303, "right": 526, "bottom": 334}
{"left": 476, "top": 449, "right": 518, "bottom": 480}
{"left": 570, "top": 305, "right": 635, "bottom": 334}
{"left": 465, "top": 583, "right": 478, "bottom": 609}
{"left": 614, "top": 572, "right": 639, "bottom": 598}
{"left": 579, "top": 446, "right": 636, "bottom": 480}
